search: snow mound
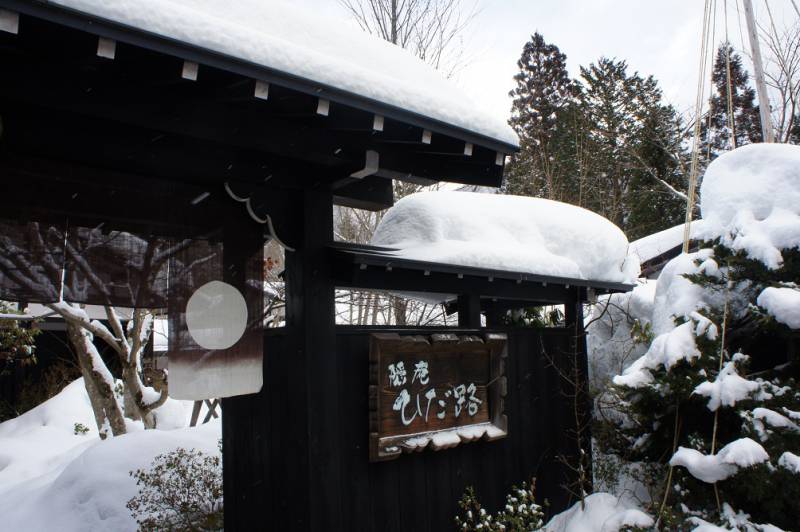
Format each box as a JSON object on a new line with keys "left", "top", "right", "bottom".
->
{"left": 544, "top": 492, "right": 653, "bottom": 532}
{"left": 698, "top": 143, "right": 800, "bottom": 268}
{"left": 0, "top": 379, "right": 220, "bottom": 532}
{"left": 50, "top": 0, "right": 517, "bottom": 147}
{"left": 757, "top": 286, "right": 800, "bottom": 329}
{"left": 371, "top": 192, "right": 639, "bottom": 283}
{"left": 670, "top": 438, "right": 769, "bottom": 483}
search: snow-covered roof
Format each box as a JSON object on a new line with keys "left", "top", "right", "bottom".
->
{"left": 42, "top": 0, "right": 518, "bottom": 149}
{"left": 629, "top": 220, "right": 707, "bottom": 264}
{"left": 370, "top": 192, "right": 640, "bottom": 285}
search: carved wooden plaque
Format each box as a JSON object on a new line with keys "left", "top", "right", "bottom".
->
{"left": 369, "top": 332, "right": 508, "bottom": 461}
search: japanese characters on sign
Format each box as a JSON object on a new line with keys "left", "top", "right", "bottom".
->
{"left": 369, "top": 333, "right": 508, "bottom": 462}
{"left": 387, "top": 360, "right": 483, "bottom": 426}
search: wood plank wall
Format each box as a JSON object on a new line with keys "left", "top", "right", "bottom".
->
{"left": 222, "top": 325, "right": 590, "bottom": 531}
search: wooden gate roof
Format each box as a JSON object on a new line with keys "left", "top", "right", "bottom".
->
{"left": 0, "top": 0, "right": 517, "bottom": 213}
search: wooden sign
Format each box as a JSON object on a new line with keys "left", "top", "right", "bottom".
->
{"left": 369, "top": 332, "right": 508, "bottom": 461}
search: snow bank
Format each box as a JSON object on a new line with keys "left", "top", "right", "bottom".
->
{"left": 0, "top": 379, "right": 99, "bottom": 494}
{"left": 757, "top": 286, "right": 800, "bottom": 329}
{"left": 371, "top": 192, "right": 639, "bottom": 283}
{"left": 544, "top": 492, "right": 653, "bottom": 532}
{"left": 49, "top": 0, "right": 517, "bottom": 147}
{"left": 698, "top": 143, "right": 800, "bottom": 268}
{"left": 670, "top": 438, "right": 769, "bottom": 483}
{"left": 0, "top": 379, "right": 219, "bottom": 532}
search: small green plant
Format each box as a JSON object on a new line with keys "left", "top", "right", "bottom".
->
{"left": 127, "top": 446, "right": 223, "bottom": 532}
{"left": 0, "top": 302, "right": 40, "bottom": 376}
{"left": 73, "top": 422, "right": 90, "bottom": 435}
{"left": 455, "top": 480, "right": 546, "bottom": 531}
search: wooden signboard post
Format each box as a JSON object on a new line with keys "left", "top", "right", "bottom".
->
{"left": 369, "top": 332, "right": 508, "bottom": 461}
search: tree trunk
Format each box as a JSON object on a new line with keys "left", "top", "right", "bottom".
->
{"left": 66, "top": 322, "right": 126, "bottom": 438}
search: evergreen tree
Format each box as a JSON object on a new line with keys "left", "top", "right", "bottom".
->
{"left": 596, "top": 146, "right": 800, "bottom": 529}
{"left": 505, "top": 33, "right": 579, "bottom": 200}
{"left": 600, "top": 244, "right": 800, "bottom": 529}
{"left": 702, "top": 43, "right": 762, "bottom": 158}
{"left": 578, "top": 58, "right": 687, "bottom": 237}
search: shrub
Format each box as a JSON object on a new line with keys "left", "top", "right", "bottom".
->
{"left": 127, "top": 446, "right": 223, "bottom": 532}
{"left": 455, "top": 480, "right": 546, "bottom": 531}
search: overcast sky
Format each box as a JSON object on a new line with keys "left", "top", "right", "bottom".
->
{"left": 298, "top": 1, "right": 796, "bottom": 123}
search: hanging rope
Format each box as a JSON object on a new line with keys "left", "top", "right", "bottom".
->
{"left": 710, "top": 278, "right": 732, "bottom": 513}
{"left": 683, "top": 0, "right": 715, "bottom": 253}
{"left": 706, "top": 1, "right": 719, "bottom": 165}
{"left": 724, "top": 0, "right": 737, "bottom": 148}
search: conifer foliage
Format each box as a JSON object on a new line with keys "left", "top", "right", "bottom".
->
{"left": 506, "top": 36, "right": 688, "bottom": 240}
{"left": 506, "top": 33, "right": 578, "bottom": 201}
{"left": 596, "top": 200, "right": 800, "bottom": 528}
{"left": 701, "top": 43, "right": 762, "bottom": 158}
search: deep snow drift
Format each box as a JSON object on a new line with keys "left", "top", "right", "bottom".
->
{"left": 0, "top": 380, "right": 220, "bottom": 532}
{"left": 371, "top": 191, "right": 640, "bottom": 284}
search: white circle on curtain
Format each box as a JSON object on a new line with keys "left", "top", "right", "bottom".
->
{"left": 185, "top": 281, "right": 248, "bottom": 350}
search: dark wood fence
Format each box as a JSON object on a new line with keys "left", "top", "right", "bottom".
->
{"left": 223, "top": 325, "right": 589, "bottom": 531}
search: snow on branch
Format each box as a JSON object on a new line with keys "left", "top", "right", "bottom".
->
{"left": 670, "top": 438, "right": 769, "bottom": 483}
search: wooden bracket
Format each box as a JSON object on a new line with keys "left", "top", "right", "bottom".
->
{"left": 0, "top": 9, "right": 19, "bottom": 34}
{"left": 96, "top": 37, "right": 116, "bottom": 59}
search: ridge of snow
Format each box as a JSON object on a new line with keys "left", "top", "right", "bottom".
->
{"left": 698, "top": 144, "right": 800, "bottom": 268}
{"left": 670, "top": 438, "right": 769, "bottom": 484}
{"left": 757, "top": 286, "right": 800, "bottom": 329}
{"left": 49, "top": 0, "right": 517, "bottom": 147}
{"left": 371, "top": 191, "right": 639, "bottom": 284}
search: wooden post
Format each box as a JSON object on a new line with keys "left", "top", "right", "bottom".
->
{"left": 282, "top": 184, "right": 342, "bottom": 528}
{"left": 222, "top": 183, "right": 340, "bottom": 530}
{"left": 742, "top": 0, "right": 774, "bottom": 142}
{"left": 563, "top": 288, "right": 593, "bottom": 494}
{"left": 457, "top": 294, "right": 481, "bottom": 328}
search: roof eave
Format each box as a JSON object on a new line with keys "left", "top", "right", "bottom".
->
{"left": 6, "top": 0, "right": 519, "bottom": 155}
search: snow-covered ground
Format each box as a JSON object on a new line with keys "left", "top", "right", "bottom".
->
{"left": 0, "top": 380, "right": 220, "bottom": 532}
{"left": 0, "top": 379, "right": 648, "bottom": 531}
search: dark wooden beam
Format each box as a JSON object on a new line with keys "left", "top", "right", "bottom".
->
{"left": 332, "top": 262, "right": 574, "bottom": 305}
{"left": 332, "top": 176, "right": 394, "bottom": 211}
{"left": 0, "top": 0, "right": 518, "bottom": 156}
{"left": 457, "top": 294, "right": 482, "bottom": 328}
{"left": 0, "top": 12, "right": 509, "bottom": 187}
{"left": 281, "top": 185, "right": 343, "bottom": 530}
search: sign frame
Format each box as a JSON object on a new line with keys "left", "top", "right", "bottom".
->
{"left": 368, "top": 332, "right": 508, "bottom": 462}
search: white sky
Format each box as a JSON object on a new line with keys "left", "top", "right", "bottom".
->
{"left": 297, "top": 1, "right": 797, "bottom": 123}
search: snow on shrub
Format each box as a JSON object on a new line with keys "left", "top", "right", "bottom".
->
{"left": 594, "top": 144, "right": 800, "bottom": 530}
